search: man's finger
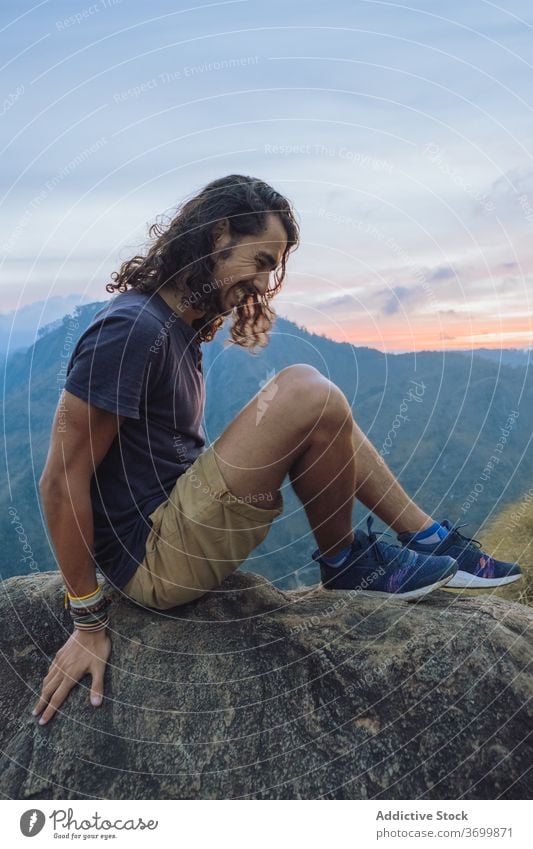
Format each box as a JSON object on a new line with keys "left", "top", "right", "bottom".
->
{"left": 37, "top": 681, "right": 73, "bottom": 725}
{"left": 42, "top": 662, "right": 61, "bottom": 684}
{"left": 90, "top": 667, "right": 105, "bottom": 707}
{"left": 32, "top": 673, "right": 62, "bottom": 715}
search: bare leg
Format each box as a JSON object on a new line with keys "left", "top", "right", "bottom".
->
{"left": 213, "top": 365, "right": 356, "bottom": 557}
{"left": 213, "top": 365, "right": 432, "bottom": 557}
{"left": 351, "top": 420, "right": 433, "bottom": 535}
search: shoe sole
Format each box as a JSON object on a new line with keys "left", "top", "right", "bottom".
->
{"left": 321, "top": 572, "right": 456, "bottom": 601}
{"left": 445, "top": 570, "right": 522, "bottom": 589}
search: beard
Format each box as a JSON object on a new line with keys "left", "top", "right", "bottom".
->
{"left": 195, "top": 275, "right": 274, "bottom": 348}
{"left": 215, "top": 280, "right": 258, "bottom": 315}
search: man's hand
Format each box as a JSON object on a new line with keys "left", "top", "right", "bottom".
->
{"left": 32, "top": 628, "right": 112, "bottom": 725}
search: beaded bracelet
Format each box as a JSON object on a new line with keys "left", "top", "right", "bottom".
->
{"left": 63, "top": 585, "right": 111, "bottom": 631}
{"left": 71, "top": 610, "right": 110, "bottom": 632}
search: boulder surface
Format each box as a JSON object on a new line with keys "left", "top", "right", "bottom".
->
{"left": 0, "top": 570, "right": 531, "bottom": 799}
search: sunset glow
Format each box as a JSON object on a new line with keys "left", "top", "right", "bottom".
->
{"left": 296, "top": 314, "right": 533, "bottom": 352}
{"left": 1, "top": 1, "right": 533, "bottom": 355}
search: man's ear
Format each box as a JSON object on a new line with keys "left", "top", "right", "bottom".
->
{"left": 211, "top": 217, "right": 230, "bottom": 246}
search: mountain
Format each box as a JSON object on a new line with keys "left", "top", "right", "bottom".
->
{"left": 0, "top": 293, "right": 93, "bottom": 355}
{"left": 457, "top": 348, "right": 533, "bottom": 369}
{"left": 2, "top": 569, "right": 531, "bottom": 799}
{"left": 2, "top": 299, "right": 533, "bottom": 590}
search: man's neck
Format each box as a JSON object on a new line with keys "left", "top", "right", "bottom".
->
{"left": 156, "top": 285, "right": 205, "bottom": 327}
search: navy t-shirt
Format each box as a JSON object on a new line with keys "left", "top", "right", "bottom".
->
{"left": 63, "top": 289, "right": 206, "bottom": 590}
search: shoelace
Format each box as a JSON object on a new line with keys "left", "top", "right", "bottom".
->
{"left": 364, "top": 516, "right": 402, "bottom": 566}
{"left": 441, "top": 519, "right": 482, "bottom": 551}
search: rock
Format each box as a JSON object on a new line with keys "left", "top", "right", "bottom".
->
{"left": 0, "top": 570, "right": 531, "bottom": 800}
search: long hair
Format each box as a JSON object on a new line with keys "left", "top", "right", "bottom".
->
{"left": 106, "top": 175, "right": 300, "bottom": 348}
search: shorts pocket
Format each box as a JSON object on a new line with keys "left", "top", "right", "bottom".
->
{"left": 202, "top": 443, "right": 284, "bottom": 523}
{"left": 123, "top": 566, "right": 149, "bottom": 607}
{"left": 144, "top": 502, "right": 166, "bottom": 554}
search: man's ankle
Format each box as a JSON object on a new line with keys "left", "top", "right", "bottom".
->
{"left": 398, "top": 520, "right": 449, "bottom": 545}
{"left": 396, "top": 516, "right": 434, "bottom": 536}
{"left": 317, "top": 533, "right": 355, "bottom": 566}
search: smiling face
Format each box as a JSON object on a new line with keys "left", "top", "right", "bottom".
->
{"left": 209, "top": 213, "right": 288, "bottom": 315}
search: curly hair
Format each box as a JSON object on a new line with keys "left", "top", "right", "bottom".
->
{"left": 106, "top": 174, "right": 300, "bottom": 348}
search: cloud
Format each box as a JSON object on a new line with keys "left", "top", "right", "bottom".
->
{"left": 377, "top": 285, "right": 420, "bottom": 315}
{"left": 484, "top": 167, "right": 533, "bottom": 222}
{"left": 488, "top": 166, "right": 533, "bottom": 203}
{"left": 320, "top": 293, "right": 357, "bottom": 310}
{"left": 428, "top": 266, "right": 455, "bottom": 281}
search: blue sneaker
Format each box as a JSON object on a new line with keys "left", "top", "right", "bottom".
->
{"left": 312, "top": 516, "right": 458, "bottom": 600}
{"left": 397, "top": 520, "right": 522, "bottom": 589}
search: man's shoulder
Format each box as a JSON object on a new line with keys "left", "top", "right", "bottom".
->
{"left": 94, "top": 290, "right": 168, "bottom": 326}
{"left": 87, "top": 289, "right": 199, "bottom": 359}
{"left": 86, "top": 291, "right": 174, "bottom": 346}
{"left": 64, "top": 290, "right": 173, "bottom": 401}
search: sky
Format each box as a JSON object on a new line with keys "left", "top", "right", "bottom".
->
{"left": 1, "top": 0, "right": 533, "bottom": 351}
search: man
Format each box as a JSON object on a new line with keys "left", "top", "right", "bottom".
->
{"left": 33, "top": 174, "right": 521, "bottom": 725}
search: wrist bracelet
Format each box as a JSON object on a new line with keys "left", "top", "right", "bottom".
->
{"left": 73, "top": 614, "right": 110, "bottom": 632}
{"left": 70, "top": 601, "right": 110, "bottom": 629}
{"left": 63, "top": 584, "right": 111, "bottom": 631}
{"left": 63, "top": 585, "right": 102, "bottom": 610}
{"left": 69, "top": 595, "right": 110, "bottom": 618}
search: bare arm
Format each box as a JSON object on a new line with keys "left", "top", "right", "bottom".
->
{"left": 33, "top": 390, "right": 125, "bottom": 724}
{"left": 38, "top": 389, "right": 125, "bottom": 597}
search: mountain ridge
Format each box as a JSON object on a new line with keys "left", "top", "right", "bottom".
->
{"left": 2, "top": 299, "right": 532, "bottom": 591}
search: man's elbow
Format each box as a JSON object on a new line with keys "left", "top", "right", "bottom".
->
{"left": 39, "top": 470, "right": 77, "bottom": 500}
{"left": 39, "top": 467, "right": 92, "bottom": 497}
{"left": 39, "top": 470, "right": 50, "bottom": 492}
{"left": 39, "top": 473, "right": 63, "bottom": 499}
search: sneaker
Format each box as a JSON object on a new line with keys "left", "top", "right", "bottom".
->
{"left": 397, "top": 520, "right": 522, "bottom": 589}
{"left": 312, "top": 516, "right": 458, "bottom": 600}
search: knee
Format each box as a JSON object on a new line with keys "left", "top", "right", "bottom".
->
{"left": 275, "top": 364, "right": 322, "bottom": 385}
{"left": 274, "top": 365, "right": 324, "bottom": 404}
{"left": 275, "top": 364, "right": 352, "bottom": 429}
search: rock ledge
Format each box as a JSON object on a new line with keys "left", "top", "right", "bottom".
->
{"left": 0, "top": 570, "right": 531, "bottom": 799}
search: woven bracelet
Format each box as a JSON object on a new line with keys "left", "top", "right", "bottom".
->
{"left": 70, "top": 601, "right": 111, "bottom": 631}
{"left": 72, "top": 612, "right": 110, "bottom": 632}
{"left": 63, "top": 585, "right": 111, "bottom": 631}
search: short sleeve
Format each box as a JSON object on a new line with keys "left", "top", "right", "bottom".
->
{"left": 64, "top": 310, "right": 163, "bottom": 419}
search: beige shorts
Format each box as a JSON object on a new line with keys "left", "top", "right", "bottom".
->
{"left": 122, "top": 439, "right": 283, "bottom": 609}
